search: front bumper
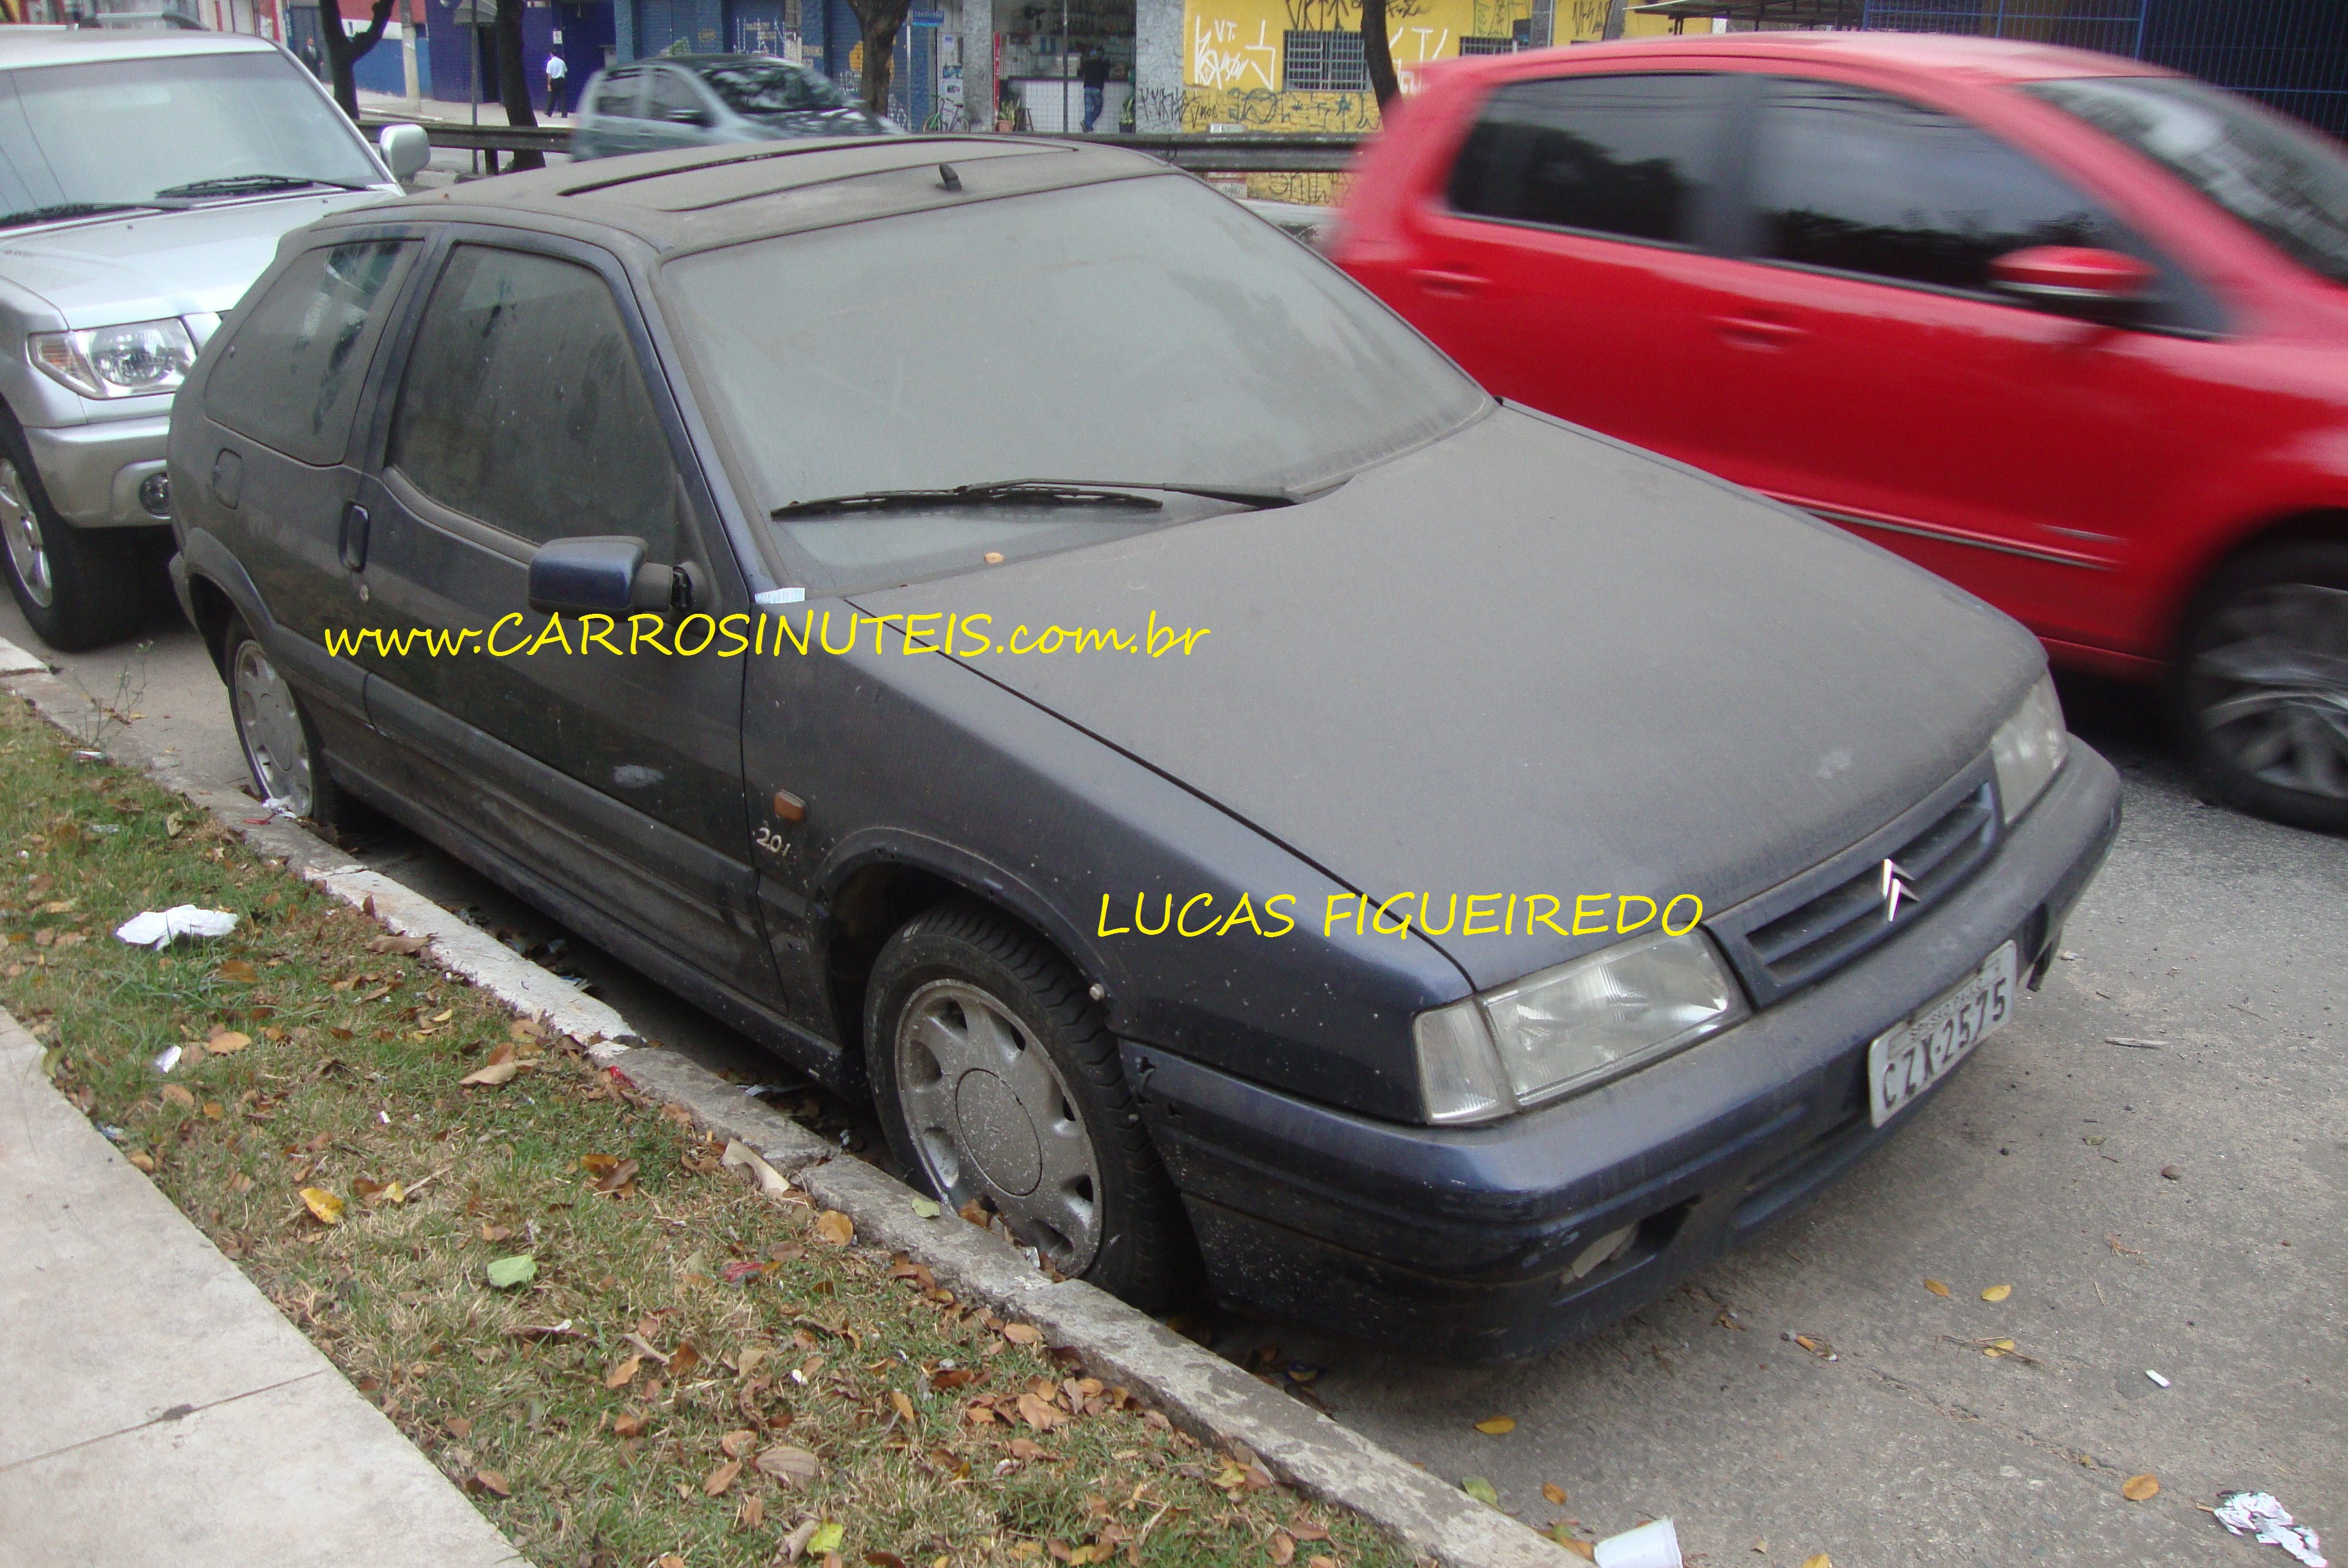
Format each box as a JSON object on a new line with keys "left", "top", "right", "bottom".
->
{"left": 1126, "top": 744, "right": 2122, "bottom": 1361}
{"left": 22, "top": 416, "right": 173, "bottom": 529}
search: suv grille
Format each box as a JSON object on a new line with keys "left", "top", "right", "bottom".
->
{"left": 1711, "top": 758, "right": 1999, "bottom": 1008}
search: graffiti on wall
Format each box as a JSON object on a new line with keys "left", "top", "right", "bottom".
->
{"left": 1180, "top": 0, "right": 1536, "bottom": 132}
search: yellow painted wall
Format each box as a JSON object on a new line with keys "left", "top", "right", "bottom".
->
{"left": 1180, "top": 0, "right": 1672, "bottom": 136}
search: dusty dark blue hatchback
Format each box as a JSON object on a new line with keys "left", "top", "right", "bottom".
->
{"left": 169, "top": 136, "right": 2117, "bottom": 1360}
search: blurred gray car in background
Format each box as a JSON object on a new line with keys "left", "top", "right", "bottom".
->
{"left": 569, "top": 55, "right": 896, "bottom": 160}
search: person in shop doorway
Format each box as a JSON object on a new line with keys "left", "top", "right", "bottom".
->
{"left": 544, "top": 49, "right": 570, "bottom": 116}
{"left": 1079, "top": 45, "right": 1110, "bottom": 133}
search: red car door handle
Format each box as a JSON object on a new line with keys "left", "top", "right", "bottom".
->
{"left": 1410, "top": 267, "right": 1488, "bottom": 298}
{"left": 1711, "top": 314, "right": 1807, "bottom": 348}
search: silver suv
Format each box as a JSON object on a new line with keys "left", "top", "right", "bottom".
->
{"left": 0, "top": 26, "right": 425, "bottom": 650}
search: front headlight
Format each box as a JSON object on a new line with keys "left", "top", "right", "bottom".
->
{"left": 1415, "top": 928, "right": 1750, "bottom": 1124}
{"left": 29, "top": 318, "right": 198, "bottom": 400}
{"left": 1990, "top": 671, "right": 2069, "bottom": 824}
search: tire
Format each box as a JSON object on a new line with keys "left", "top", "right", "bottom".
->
{"left": 221, "top": 614, "right": 353, "bottom": 829}
{"left": 2175, "top": 539, "right": 2348, "bottom": 833}
{"left": 0, "top": 415, "right": 153, "bottom": 651}
{"left": 865, "top": 900, "right": 1197, "bottom": 1310}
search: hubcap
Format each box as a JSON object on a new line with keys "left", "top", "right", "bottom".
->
{"left": 0, "top": 457, "right": 53, "bottom": 610}
{"left": 2191, "top": 582, "right": 2348, "bottom": 802}
{"left": 231, "top": 639, "right": 315, "bottom": 816}
{"left": 893, "top": 979, "right": 1102, "bottom": 1273}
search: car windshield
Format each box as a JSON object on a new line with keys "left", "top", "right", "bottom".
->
{"left": 2022, "top": 76, "right": 2348, "bottom": 286}
{"left": 662, "top": 175, "right": 1487, "bottom": 592}
{"left": 696, "top": 61, "right": 849, "bottom": 114}
{"left": 0, "top": 51, "right": 381, "bottom": 224}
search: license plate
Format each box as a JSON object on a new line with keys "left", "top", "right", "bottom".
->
{"left": 1867, "top": 942, "right": 2016, "bottom": 1127}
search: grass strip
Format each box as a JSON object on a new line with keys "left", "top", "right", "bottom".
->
{"left": 0, "top": 693, "right": 1408, "bottom": 1568}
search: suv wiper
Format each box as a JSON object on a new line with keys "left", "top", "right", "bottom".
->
{"left": 0, "top": 201, "right": 156, "bottom": 229}
{"left": 769, "top": 478, "right": 1293, "bottom": 522}
{"left": 152, "top": 173, "right": 376, "bottom": 200}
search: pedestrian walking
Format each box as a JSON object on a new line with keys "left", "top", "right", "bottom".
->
{"left": 1079, "top": 45, "right": 1109, "bottom": 133}
{"left": 544, "top": 50, "right": 569, "bottom": 116}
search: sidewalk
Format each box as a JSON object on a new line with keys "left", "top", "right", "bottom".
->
{"left": 357, "top": 89, "right": 571, "bottom": 127}
{"left": 0, "top": 1008, "right": 525, "bottom": 1568}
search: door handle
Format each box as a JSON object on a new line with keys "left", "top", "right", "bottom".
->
{"left": 1409, "top": 267, "right": 1489, "bottom": 299}
{"left": 338, "top": 502, "right": 370, "bottom": 573}
{"left": 1709, "top": 314, "right": 1807, "bottom": 349}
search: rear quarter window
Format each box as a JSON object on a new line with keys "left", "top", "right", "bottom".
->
{"left": 205, "top": 240, "right": 415, "bottom": 466}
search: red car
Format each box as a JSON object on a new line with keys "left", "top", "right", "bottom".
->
{"left": 1331, "top": 33, "right": 2348, "bottom": 830}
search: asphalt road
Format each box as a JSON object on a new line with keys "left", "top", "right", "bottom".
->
{"left": 6, "top": 589, "right": 2340, "bottom": 1567}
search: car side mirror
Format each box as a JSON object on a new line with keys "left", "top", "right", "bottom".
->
{"left": 1989, "top": 245, "right": 2155, "bottom": 323}
{"left": 665, "top": 106, "right": 713, "bottom": 126}
{"left": 527, "top": 536, "right": 674, "bottom": 614}
{"left": 378, "top": 121, "right": 431, "bottom": 182}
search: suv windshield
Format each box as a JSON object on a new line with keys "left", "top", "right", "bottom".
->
{"left": 2022, "top": 76, "right": 2348, "bottom": 286}
{"left": 0, "top": 52, "right": 381, "bottom": 224}
{"left": 696, "top": 60, "right": 849, "bottom": 114}
{"left": 663, "top": 174, "right": 1486, "bottom": 592}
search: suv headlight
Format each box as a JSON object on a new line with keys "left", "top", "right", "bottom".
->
{"left": 1989, "top": 671, "right": 2068, "bottom": 824}
{"left": 1414, "top": 928, "right": 1750, "bottom": 1124}
{"left": 29, "top": 319, "right": 198, "bottom": 400}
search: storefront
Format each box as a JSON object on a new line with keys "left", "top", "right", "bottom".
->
{"left": 995, "top": 0, "right": 1133, "bottom": 131}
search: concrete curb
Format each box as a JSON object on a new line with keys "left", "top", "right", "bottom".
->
{"left": 2, "top": 636, "right": 1575, "bottom": 1568}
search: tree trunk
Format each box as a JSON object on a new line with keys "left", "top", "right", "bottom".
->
{"left": 1359, "top": 0, "right": 1401, "bottom": 110}
{"left": 318, "top": 0, "right": 397, "bottom": 120}
{"left": 495, "top": 0, "right": 546, "bottom": 171}
{"left": 846, "top": 0, "right": 911, "bottom": 119}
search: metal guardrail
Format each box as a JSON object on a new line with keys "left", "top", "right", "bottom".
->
{"left": 356, "top": 117, "right": 1364, "bottom": 174}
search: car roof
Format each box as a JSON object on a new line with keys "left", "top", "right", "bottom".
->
{"left": 0, "top": 25, "right": 281, "bottom": 68}
{"left": 1439, "top": 29, "right": 2177, "bottom": 87}
{"left": 341, "top": 135, "right": 1171, "bottom": 254}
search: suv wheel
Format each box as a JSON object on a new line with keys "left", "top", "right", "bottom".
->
{"left": 2178, "top": 540, "right": 2348, "bottom": 832}
{"left": 866, "top": 900, "right": 1196, "bottom": 1310}
{"left": 222, "top": 616, "right": 350, "bottom": 827}
{"left": 0, "top": 418, "right": 149, "bottom": 651}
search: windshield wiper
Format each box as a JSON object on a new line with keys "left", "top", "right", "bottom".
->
{"left": 152, "top": 173, "right": 376, "bottom": 200}
{"left": 769, "top": 478, "right": 1293, "bottom": 522}
{"left": 0, "top": 201, "right": 157, "bottom": 229}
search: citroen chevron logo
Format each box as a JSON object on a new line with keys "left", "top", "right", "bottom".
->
{"left": 1881, "top": 857, "right": 1919, "bottom": 922}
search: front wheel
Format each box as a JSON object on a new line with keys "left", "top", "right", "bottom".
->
{"left": 2177, "top": 540, "right": 2348, "bottom": 833}
{"left": 0, "top": 420, "right": 151, "bottom": 651}
{"left": 866, "top": 900, "right": 1196, "bottom": 1310}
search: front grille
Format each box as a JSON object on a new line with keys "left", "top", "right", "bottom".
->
{"left": 1710, "top": 757, "right": 1999, "bottom": 1008}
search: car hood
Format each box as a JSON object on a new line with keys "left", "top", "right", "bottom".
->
{"left": 0, "top": 190, "right": 393, "bottom": 328}
{"left": 856, "top": 405, "right": 2046, "bottom": 991}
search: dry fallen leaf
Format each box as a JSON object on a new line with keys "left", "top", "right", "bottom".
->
{"left": 669, "top": 1341, "right": 701, "bottom": 1378}
{"left": 720, "top": 1428, "right": 757, "bottom": 1459}
{"left": 755, "top": 1443, "right": 821, "bottom": 1488}
{"left": 205, "top": 1029, "right": 251, "bottom": 1055}
{"left": 814, "top": 1210, "right": 855, "bottom": 1246}
{"left": 470, "top": 1468, "right": 512, "bottom": 1498}
{"left": 460, "top": 1044, "right": 521, "bottom": 1088}
{"left": 2122, "top": 1473, "right": 2160, "bottom": 1502}
{"left": 1474, "top": 1416, "right": 1517, "bottom": 1435}
{"left": 366, "top": 932, "right": 429, "bottom": 955}
{"left": 1924, "top": 1278, "right": 1952, "bottom": 1297}
{"left": 703, "top": 1459, "right": 743, "bottom": 1496}
{"left": 126, "top": 1150, "right": 158, "bottom": 1173}
{"left": 299, "top": 1187, "right": 345, "bottom": 1225}
{"left": 1269, "top": 1529, "right": 1297, "bottom": 1565}
{"left": 605, "top": 1354, "right": 643, "bottom": 1390}
{"left": 1556, "top": 1537, "right": 1595, "bottom": 1562}
{"left": 1006, "top": 1437, "right": 1055, "bottom": 1462}
{"left": 889, "top": 1390, "right": 917, "bottom": 1423}
{"left": 1543, "top": 1482, "right": 1568, "bottom": 1506}
{"left": 161, "top": 1084, "right": 195, "bottom": 1109}
{"left": 611, "top": 1412, "right": 647, "bottom": 1438}
{"left": 1017, "top": 1393, "right": 1065, "bottom": 1431}
{"left": 1802, "top": 1556, "right": 1831, "bottom": 1568}
{"left": 215, "top": 958, "right": 259, "bottom": 984}
{"left": 1000, "top": 1322, "right": 1041, "bottom": 1345}
{"left": 736, "top": 1493, "right": 765, "bottom": 1532}
{"left": 1981, "top": 1284, "right": 2013, "bottom": 1302}
{"left": 1982, "top": 1338, "right": 2018, "bottom": 1359}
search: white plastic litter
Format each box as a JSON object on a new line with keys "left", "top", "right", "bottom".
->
{"left": 152, "top": 1045, "right": 182, "bottom": 1074}
{"left": 2216, "top": 1492, "right": 2327, "bottom": 1568}
{"left": 2147, "top": 1369, "right": 2171, "bottom": 1387}
{"left": 114, "top": 905, "right": 238, "bottom": 948}
{"left": 1594, "top": 1518, "right": 1682, "bottom": 1568}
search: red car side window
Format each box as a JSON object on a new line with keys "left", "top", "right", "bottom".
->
{"left": 1447, "top": 73, "right": 1726, "bottom": 249}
